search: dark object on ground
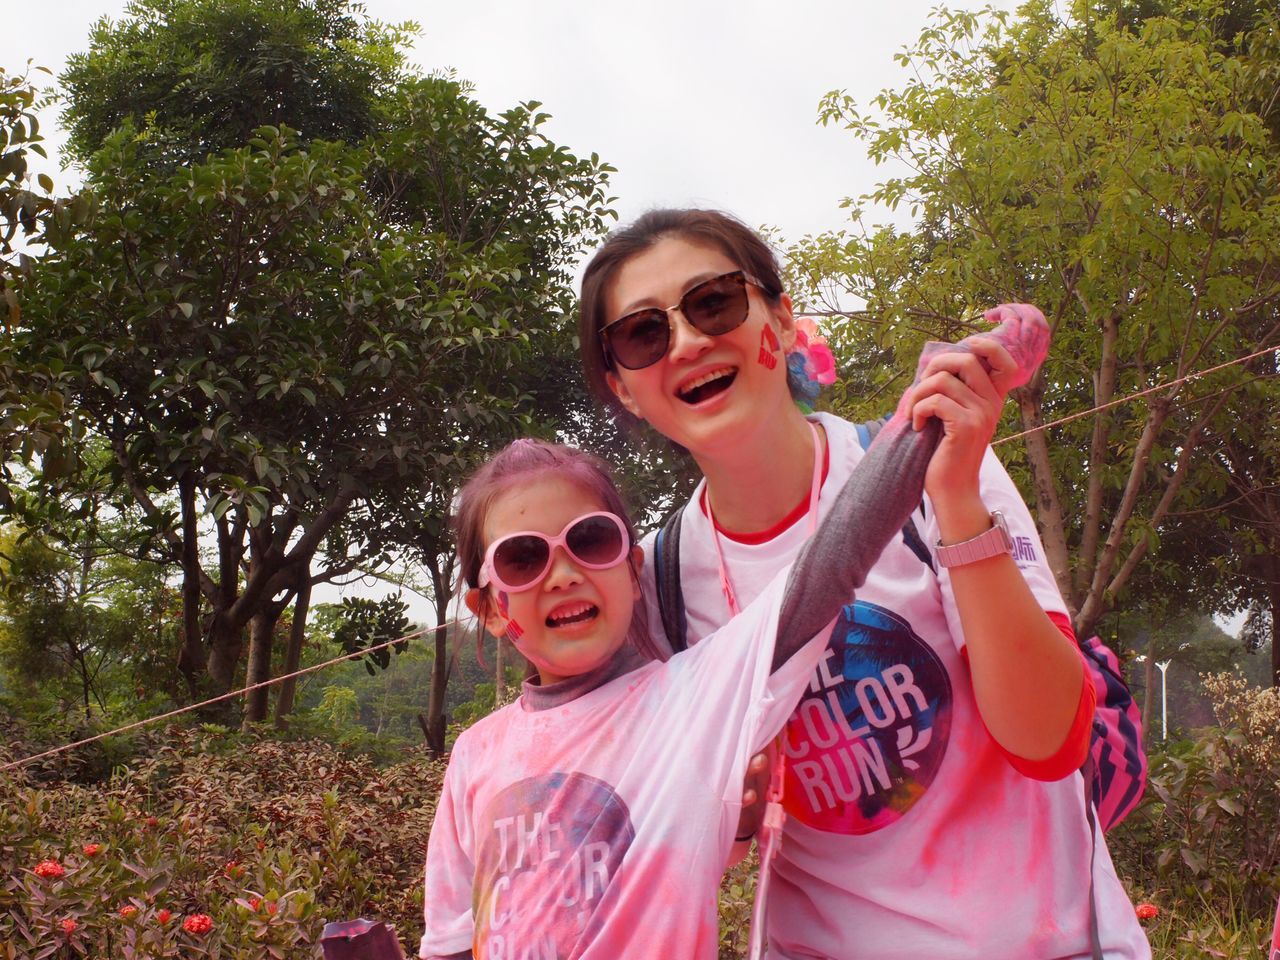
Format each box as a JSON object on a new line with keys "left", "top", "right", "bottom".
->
{"left": 321, "top": 919, "right": 407, "bottom": 960}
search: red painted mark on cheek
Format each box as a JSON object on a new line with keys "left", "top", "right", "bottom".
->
{"left": 758, "top": 326, "right": 780, "bottom": 369}
{"left": 496, "top": 591, "right": 524, "bottom": 641}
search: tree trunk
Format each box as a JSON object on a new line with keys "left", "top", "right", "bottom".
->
{"left": 177, "top": 474, "right": 205, "bottom": 696}
{"left": 1271, "top": 579, "right": 1280, "bottom": 689}
{"left": 206, "top": 613, "right": 244, "bottom": 696}
{"left": 1140, "top": 633, "right": 1156, "bottom": 744}
{"left": 242, "top": 610, "right": 276, "bottom": 727}
{"left": 495, "top": 634, "right": 507, "bottom": 705}
{"left": 425, "top": 616, "right": 449, "bottom": 757}
{"left": 422, "top": 557, "right": 452, "bottom": 757}
{"left": 273, "top": 577, "right": 313, "bottom": 728}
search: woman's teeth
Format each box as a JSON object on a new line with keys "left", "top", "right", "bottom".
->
{"left": 677, "top": 368, "right": 736, "bottom": 404}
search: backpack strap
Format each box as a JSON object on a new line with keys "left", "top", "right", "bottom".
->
{"left": 857, "top": 416, "right": 935, "bottom": 572}
{"left": 653, "top": 507, "right": 688, "bottom": 653}
{"left": 1082, "top": 755, "right": 1104, "bottom": 960}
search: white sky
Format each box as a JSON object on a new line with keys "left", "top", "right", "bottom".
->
{"left": 7, "top": 0, "right": 1025, "bottom": 247}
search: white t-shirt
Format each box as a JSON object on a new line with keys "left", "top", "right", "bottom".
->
{"left": 638, "top": 412, "right": 1150, "bottom": 960}
{"left": 419, "top": 569, "right": 828, "bottom": 960}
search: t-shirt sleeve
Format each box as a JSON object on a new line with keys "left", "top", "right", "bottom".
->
{"left": 930, "top": 447, "right": 1070, "bottom": 653}
{"left": 419, "top": 753, "right": 477, "bottom": 959}
{"left": 662, "top": 568, "right": 833, "bottom": 802}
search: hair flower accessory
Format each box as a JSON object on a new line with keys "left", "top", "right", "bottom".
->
{"left": 786, "top": 317, "right": 837, "bottom": 412}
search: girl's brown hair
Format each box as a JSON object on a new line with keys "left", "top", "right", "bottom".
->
{"left": 578, "top": 209, "right": 786, "bottom": 424}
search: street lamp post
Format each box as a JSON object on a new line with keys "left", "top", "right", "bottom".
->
{"left": 1135, "top": 644, "right": 1189, "bottom": 741}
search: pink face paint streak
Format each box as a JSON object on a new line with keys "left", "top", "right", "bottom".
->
{"left": 758, "top": 325, "right": 780, "bottom": 370}
{"left": 496, "top": 590, "right": 524, "bottom": 642}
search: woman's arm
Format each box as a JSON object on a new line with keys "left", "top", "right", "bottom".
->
{"left": 905, "top": 304, "right": 1084, "bottom": 764}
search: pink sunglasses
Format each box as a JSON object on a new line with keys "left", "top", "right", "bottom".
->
{"left": 479, "top": 512, "right": 631, "bottom": 593}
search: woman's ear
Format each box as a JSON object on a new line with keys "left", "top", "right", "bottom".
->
{"left": 606, "top": 370, "right": 644, "bottom": 421}
{"left": 465, "top": 587, "right": 509, "bottom": 638}
{"left": 772, "top": 292, "right": 798, "bottom": 352}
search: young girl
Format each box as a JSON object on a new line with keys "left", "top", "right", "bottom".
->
{"left": 417, "top": 412, "right": 949, "bottom": 959}
{"left": 577, "top": 209, "right": 1149, "bottom": 958}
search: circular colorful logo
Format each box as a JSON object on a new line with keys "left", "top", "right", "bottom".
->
{"left": 473, "top": 772, "right": 635, "bottom": 957}
{"left": 782, "top": 601, "right": 952, "bottom": 834}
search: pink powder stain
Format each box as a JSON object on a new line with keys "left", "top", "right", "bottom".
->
{"left": 883, "top": 302, "right": 1051, "bottom": 431}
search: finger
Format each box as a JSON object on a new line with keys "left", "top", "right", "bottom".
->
{"left": 742, "top": 788, "right": 757, "bottom": 806}
{"left": 910, "top": 370, "right": 988, "bottom": 422}
{"left": 919, "top": 352, "right": 1003, "bottom": 402}
{"left": 748, "top": 753, "right": 769, "bottom": 773}
{"left": 911, "top": 387, "right": 987, "bottom": 433}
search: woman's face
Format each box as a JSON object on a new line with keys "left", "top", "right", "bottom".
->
{"left": 604, "top": 235, "right": 797, "bottom": 459}
{"left": 466, "top": 474, "right": 642, "bottom": 687}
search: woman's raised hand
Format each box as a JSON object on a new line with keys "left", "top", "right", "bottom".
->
{"left": 903, "top": 303, "right": 1049, "bottom": 508}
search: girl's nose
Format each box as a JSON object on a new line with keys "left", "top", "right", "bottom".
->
{"left": 541, "top": 545, "right": 585, "bottom": 590}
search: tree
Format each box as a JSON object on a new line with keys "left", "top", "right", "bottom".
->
{"left": 58, "top": 0, "right": 413, "bottom": 171}
{"left": 0, "top": 515, "right": 177, "bottom": 721}
{"left": 1, "top": 64, "right": 70, "bottom": 509}
{"left": 10, "top": 109, "right": 609, "bottom": 724}
{"left": 790, "top": 0, "right": 1280, "bottom": 646}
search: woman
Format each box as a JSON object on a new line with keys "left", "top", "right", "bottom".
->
{"left": 577, "top": 209, "right": 1149, "bottom": 958}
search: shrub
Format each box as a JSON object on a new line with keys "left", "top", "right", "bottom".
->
{"left": 0, "top": 727, "right": 445, "bottom": 957}
{"left": 1109, "top": 672, "right": 1280, "bottom": 927}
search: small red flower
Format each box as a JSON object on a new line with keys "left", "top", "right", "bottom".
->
{"left": 265, "top": 900, "right": 278, "bottom": 916}
{"left": 183, "top": 913, "right": 213, "bottom": 935}
{"left": 247, "top": 898, "right": 261, "bottom": 911}
{"left": 1135, "top": 902, "right": 1159, "bottom": 920}
{"left": 33, "top": 859, "right": 64, "bottom": 879}
{"left": 156, "top": 908, "right": 172, "bottom": 924}
{"left": 145, "top": 816, "right": 159, "bottom": 828}
{"left": 119, "top": 905, "right": 139, "bottom": 919}
{"left": 82, "top": 843, "right": 102, "bottom": 857}
{"left": 60, "top": 918, "right": 77, "bottom": 936}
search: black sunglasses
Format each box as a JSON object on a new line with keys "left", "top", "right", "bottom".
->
{"left": 600, "top": 270, "right": 762, "bottom": 371}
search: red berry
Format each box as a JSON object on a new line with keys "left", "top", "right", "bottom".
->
{"left": 119, "top": 905, "right": 139, "bottom": 919}
{"left": 156, "top": 908, "right": 172, "bottom": 924}
{"left": 82, "top": 843, "right": 102, "bottom": 857}
{"left": 60, "top": 918, "right": 77, "bottom": 935}
{"left": 1135, "top": 902, "right": 1159, "bottom": 920}
{"left": 33, "top": 860, "right": 64, "bottom": 879}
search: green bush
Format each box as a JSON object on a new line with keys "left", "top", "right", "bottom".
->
{"left": 1108, "top": 671, "right": 1280, "bottom": 955}
{"left": 0, "top": 728, "right": 444, "bottom": 957}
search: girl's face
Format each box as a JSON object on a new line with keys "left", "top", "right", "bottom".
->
{"left": 604, "top": 235, "right": 797, "bottom": 458}
{"left": 466, "top": 474, "right": 642, "bottom": 687}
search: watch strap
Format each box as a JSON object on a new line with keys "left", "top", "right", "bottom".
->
{"left": 935, "top": 511, "right": 1013, "bottom": 568}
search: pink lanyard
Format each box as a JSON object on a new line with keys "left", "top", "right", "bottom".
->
{"left": 706, "top": 420, "right": 823, "bottom": 617}
{"left": 707, "top": 421, "right": 823, "bottom": 960}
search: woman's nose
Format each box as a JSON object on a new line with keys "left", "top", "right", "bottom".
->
{"left": 666, "top": 310, "right": 715, "bottom": 363}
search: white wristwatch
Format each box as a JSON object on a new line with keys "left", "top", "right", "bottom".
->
{"left": 935, "top": 511, "right": 1013, "bottom": 568}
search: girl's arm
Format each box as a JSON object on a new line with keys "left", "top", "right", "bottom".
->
{"left": 419, "top": 763, "right": 477, "bottom": 960}
{"left": 773, "top": 303, "right": 1052, "bottom": 670}
{"left": 904, "top": 304, "right": 1084, "bottom": 767}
